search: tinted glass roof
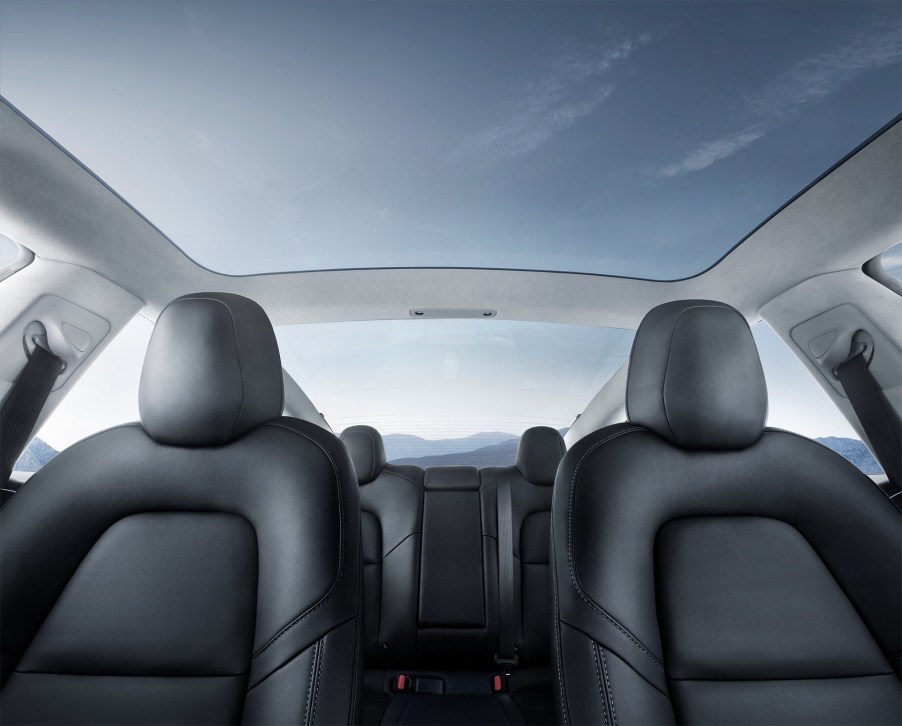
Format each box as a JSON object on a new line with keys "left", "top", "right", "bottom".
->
{"left": 1, "top": 1, "right": 899, "bottom": 278}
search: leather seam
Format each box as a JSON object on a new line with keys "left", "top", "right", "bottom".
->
{"left": 382, "top": 531, "right": 421, "bottom": 560}
{"left": 12, "top": 671, "right": 247, "bottom": 678}
{"left": 551, "top": 518, "right": 571, "bottom": 724}
{"left": 311, "top": 632, "right": 324, "bottom": 724}
{"left": 600, "top": 645, "right": 617, "bottom": 726}
{"left": 303, "top": 639, "right": 320, "bottom": 725}
{"left": 247, "top": 615, "right": 355, "bottom": 692}
{"left": 668, "top": 673, "right": 897, "bottom": 682}
{"left": 560, "top": 619, "right": 671, "bottom": 698}
{"left": 381, "top": 468, "right": 424, "bottom": 490}
{"left": 253, "top": 422, "right": 345, "bottom": 660}
{"left": 765, "top": 427, "right": 900, "bottom": 509}
{"left": 592, "top": 639, "right": 609, "bottom": 726}
{"left": 568, "top": 426, "right": 665, "bottom": 671}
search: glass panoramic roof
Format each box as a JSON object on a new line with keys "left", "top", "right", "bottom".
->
{"left": 1, "top": 1, "right": 899, "bottom": 279}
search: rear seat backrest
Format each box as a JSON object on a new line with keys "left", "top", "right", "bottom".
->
{"left": 481, "top": 426, "right": 566, "bottom": 666}
{"left": 340, "top": 426, "right": 424, "bottom": 667}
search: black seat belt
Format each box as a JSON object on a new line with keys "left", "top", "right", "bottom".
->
{"left": 1, "top": 342, "right": 64, "bottom": 488}
{"left": 834, "top": 333, "right": 901, "bottom": 492}
{"left": 495, "top": 470, "right": 518, "bottom": 676}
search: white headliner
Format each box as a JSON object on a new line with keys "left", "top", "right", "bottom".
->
{"left": 1, "top": 100, "right": 899, "bottom": 329}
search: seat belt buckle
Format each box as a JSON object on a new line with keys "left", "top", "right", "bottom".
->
{"left": 491, "top": 673, "right": 507, "bottom": 693}
{"left": 392, "top": 673, "right": 414, "bottom": 693}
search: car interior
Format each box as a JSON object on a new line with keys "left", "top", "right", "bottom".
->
{"left": 0, "top": 2, "right": 900, "bottom": 725}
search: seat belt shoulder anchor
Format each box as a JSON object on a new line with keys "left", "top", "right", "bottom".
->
{"left": 833, "top": 329, "right": 874, "bottom": 377}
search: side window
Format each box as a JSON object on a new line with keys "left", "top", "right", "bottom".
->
{"left": 0, "top": 233, "right": 34, "bottom": 282}
{"left": 14, "top": 315, "right": 153, "bottom": 474}
{"left": 865, "top": 241, "right": 902, "bottom": 296}
{"left": 752, "top": 321, "right": 882, "bottom": 475}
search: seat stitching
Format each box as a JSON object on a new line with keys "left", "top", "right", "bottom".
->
{"left": 568, "top": 426, "right": 665, "bottom": 671}
{"left": 382, "top": 531, "right": 421, "bottom": 560}
{"left": 303, "top": 639, "right": 319, "bottom": 726}
{"left": 600, "top": 645, "right": 617, "bottom": 726}
{"left": 559, "top": 618, "right": 671, "bottom": 698}
{"left": 246, "top": 615, "right": 355, "bottom": 692}
{"left": 592, "top": 639, "right": 609, "bottom": 726}
{"left": 253, "top": 422, "right": 345, "bottom": 659}
{"left": 381, "top": 468, "right": 423, "bottom": 490}
{"left": 311, "top": 632, "right": 324, "bottom": 724}
{"left": 551, "top": 523, "right": 570, "bottom": 724}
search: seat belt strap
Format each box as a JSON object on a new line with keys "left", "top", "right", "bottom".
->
{"left": 495, "top": 470, "right": 518, "bottom": 669}
{"left": 835, "top": 344, "right": 901, "bottom": 491}
{"left": 1, "top": 343, "right": 64, "bottom": 488}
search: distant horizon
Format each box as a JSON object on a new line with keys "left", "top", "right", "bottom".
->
{"left": 16, "top": 430, "right": 880, "bottom": 476}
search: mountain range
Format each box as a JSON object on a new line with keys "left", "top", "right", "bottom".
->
{"left": 14, "top": 433, "right": 884, "bottom": 476}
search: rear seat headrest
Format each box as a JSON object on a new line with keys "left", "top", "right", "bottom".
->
{"left": 516, "top": 426, "right": 566, "bottom": 485}
{"left": 139, "top": 292, "right": 284, "bottom": 447}
{"left": 340, "top": 425, "right": 388, "bottom": 485}
{"left": 626, "top": 299, "right": 767, "bottom": 450}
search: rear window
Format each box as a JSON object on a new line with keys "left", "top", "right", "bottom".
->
{"left": 276, "top": 318, "right": 634, "bottom": 467}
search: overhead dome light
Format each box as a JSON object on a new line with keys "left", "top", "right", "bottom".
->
{"left": 409, "top": 308, "right": 497, "bottom": 319}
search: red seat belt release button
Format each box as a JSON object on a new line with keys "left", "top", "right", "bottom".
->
{"left": 393, "top": 674, "right": 413, "bottom": 692}
{"left": 491, "top": 674, "right": 506, "bottom": 693}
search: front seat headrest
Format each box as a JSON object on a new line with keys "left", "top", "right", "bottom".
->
{"left": 516, "top": 426, "right": 566, "bottom": 485}
{"left": 139, "top": 292, "right": 284, "bottom": 447}
{"left": 626, "top": 299, "right": 767, "bottom": 450}
{"left": 340, "top": 425, "right": 388, "bottom": 485}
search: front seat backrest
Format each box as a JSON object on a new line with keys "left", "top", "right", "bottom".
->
{"left": 0, "top": 292, "right": 362, "bottom": 725}
{"left": 552, "top": 299, "right": 901, "bottom": 725}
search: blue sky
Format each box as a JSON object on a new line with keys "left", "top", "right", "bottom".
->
{"left": 1, "top": 0, "right": 900, "bottom": 277}
{"left": 0, "top": 1, "right": 893, "bottom": 448}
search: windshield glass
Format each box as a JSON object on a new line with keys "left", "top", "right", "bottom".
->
{"left": 1, "top": 0, "right": 899, "bottom": 278}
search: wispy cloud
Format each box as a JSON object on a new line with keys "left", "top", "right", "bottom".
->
{"left": 453, "top": 34, "right": 651, "bottom": 163}
{"left": 656, "top": 14, "right": 902, "bottom": 178}
{"left": 657, "top": 124, "right": 768, "bottom": 179}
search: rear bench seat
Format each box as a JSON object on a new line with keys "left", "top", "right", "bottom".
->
{"left": 340, "top": 425, "right": 565, "bottom": 725}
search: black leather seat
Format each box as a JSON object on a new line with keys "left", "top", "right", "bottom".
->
{"left": 552, "top": 299, "right": 902, "bottom": 725}
{"left": 0, "top": 292, "right": 362, "bottom": 725}
{"left": 340, "top": 425, "right": 425, "bottom": 723}
{"left": 344, "top": 425, "right": 566, "bottom": 725}
{"left": 481, "top": 426, "right": 566, "bottom": 725}
{"left": 482, "top": 426, "right": 566, "bottom": 668}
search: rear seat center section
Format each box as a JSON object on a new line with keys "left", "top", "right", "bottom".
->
{"left": 419, "top": 466, "right": 495, "bottom": 665}
{"left": 340, "top": 425, "right": 565, "bottom": 725}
